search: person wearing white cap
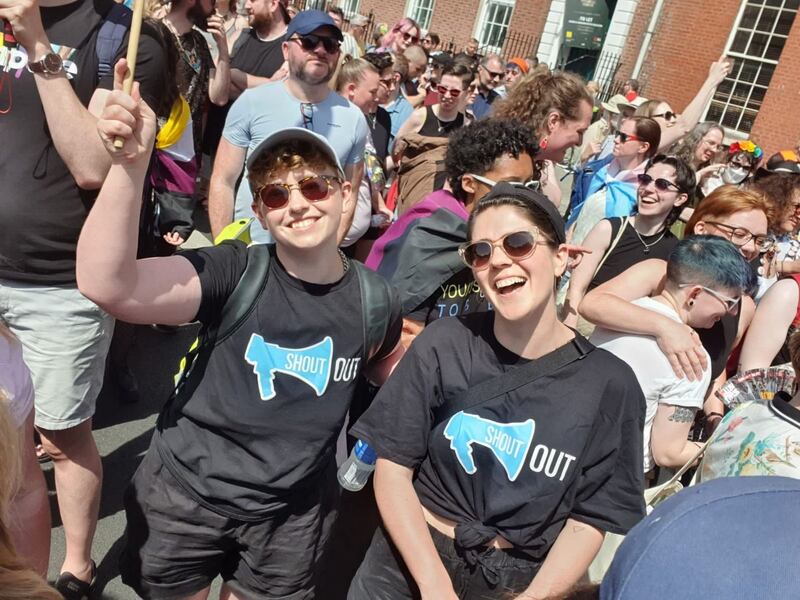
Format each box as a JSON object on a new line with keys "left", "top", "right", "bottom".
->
{"left": 78, "top": 65, "right": 404, "bottom": 599}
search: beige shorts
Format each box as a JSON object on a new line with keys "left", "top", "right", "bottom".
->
{"left": 0, "top": 279, "right": 114, "bottom": 430}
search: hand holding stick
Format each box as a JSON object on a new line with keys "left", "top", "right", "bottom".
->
{"left": 114, "top": 0, "right": 145, "bottom": 149}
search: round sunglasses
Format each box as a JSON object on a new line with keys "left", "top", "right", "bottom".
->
{"left": 254, "top": 175, "right": 341, "bottom": 210}
{"left": 436, "top": 85, "right": 462, "bottom": 98}
{"left": 402, "top": 31, "right": 420, "bottom": 44}
{"left": 459, "top": 230, "right": 542, "bottom": 270}
{"left": 637, "top": 173, "right": 683, "bottom": 193}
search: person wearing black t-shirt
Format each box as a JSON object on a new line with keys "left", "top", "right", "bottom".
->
{"left": 79, "top": 80, "right": 403, "bottom": 599}
{"left": 366, "top": 119, "right": 539, "bottom": 349}
{"left": 350, "top": 184, "right": 646, "bottom": 599}
{"left": 0, "top": 1, "right": 167, "bottom": 595}
{"left": 563, "top": 155, "right": 694, "bottom": 335}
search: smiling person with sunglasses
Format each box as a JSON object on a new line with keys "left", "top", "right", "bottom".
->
{"left": 208, "top": 9, "right": 370, "bottom": 246}
{"left": 350, "top": 183, "right": 646, "bottom": 600}
{"left": 564, "top": 155, "right": 694, "bottom": 334}
{"left": 592, "top": 236, "right": 754, "bottom": 476}
{"left": 469, "top": 54, "right": 505, "bottom": 120}
{"left": 79, "top": 74, "right": 405, "bottom": 597}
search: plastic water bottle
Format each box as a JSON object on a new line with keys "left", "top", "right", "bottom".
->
{"left": 337, "top": 440, "right": 377, "bottom": 492}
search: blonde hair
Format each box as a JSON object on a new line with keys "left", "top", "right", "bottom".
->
{"left": 335, "top": 57, "right": 378, "bottom": 92}
{"left": 0, "top": 398, "right": 59, "bottom": 600}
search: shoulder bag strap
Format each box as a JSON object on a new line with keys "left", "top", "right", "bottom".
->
{"left": 458, "top": 334, "right": 595, "bottom": 415}
{"left": 592, "top": 216, "right": 630, "bottom": 280}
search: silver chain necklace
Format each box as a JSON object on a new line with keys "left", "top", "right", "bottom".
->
{"left": 633, "top": 224, "right": 666, "bottom": 255}
{"left": 338, "top": 248, "right": 350, "bottom": 274}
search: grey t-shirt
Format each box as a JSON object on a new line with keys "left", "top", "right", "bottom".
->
{"left": 223, "top": 82, "right": 368, "bottom": 243}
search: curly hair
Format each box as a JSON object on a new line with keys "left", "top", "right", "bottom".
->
{"left": 667, "top": 122, "right": 725, "bottom": 169}
{"left": 492, "top": 69, "right": 592, "bottom": 138}
{"left": 747, "top": 172, "right": 800, "bottom": 233}
{"left": 444, "top": 119, "right": 539, "bottom": 202}
{"left": 248, "top": 139, "right": 341, "bottom": 193}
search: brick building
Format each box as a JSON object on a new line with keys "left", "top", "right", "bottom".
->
{"left": 321, "top": 0, "right": 800, "bottom": 154}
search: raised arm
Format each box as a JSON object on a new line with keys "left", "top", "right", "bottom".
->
{"left": 562, "top": 220, "right": 612, "bottom": 328}
{"left": 76, "top": 61, "right": 201, "bottom": 326}
{"left": 580, "top": 259, "right": 708, "bottom": 379}
{"left": 206, "top": 13, "right": 231, "bottom": 106}
{"left": 739, "top": 279, "right": 798, "bottom": 371}
{"left": 373, "top": 459, "right": 458, "bottom": 600}
{"left": 657, "top": 56, "right": 732, "bottom": 151}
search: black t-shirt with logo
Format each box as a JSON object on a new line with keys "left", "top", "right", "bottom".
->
{"left": 203, "top": 29, "right": 286, "bottom": 155}
{"left": 0, "top": 0, "right": 167, "bottom": 284}
{"left": 406, "top": 267, "right": 491, "bottom": 324}
{"left": 156, "top": 242, "right": 401, "bottom": 520}
{"left": 352, "top": 314, "right": 646, "bottom": 558}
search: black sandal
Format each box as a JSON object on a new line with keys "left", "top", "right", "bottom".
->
{"left": 55, "top": 560, "right": 96, "bottom": 600}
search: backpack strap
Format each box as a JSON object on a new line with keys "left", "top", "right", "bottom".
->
{"left": 352, "top": 261, "right": 398, "bottom": 364}
{"left": 96, "top": 3, "right": 132, "bottom": 80}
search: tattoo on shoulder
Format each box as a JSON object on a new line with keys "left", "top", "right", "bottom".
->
{"left": 668, "top": 406, "right": 697, "bottom": 423}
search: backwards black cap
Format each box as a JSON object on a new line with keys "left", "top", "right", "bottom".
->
{"left": 479, "top": 182, "right": 566, "bottom": 245}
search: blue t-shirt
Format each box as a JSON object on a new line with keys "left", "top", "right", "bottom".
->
{"left": 384, "top": 93, "right": 414, "bottom": 151}
{"left": 223, "top": 82, "right": 368, "bottom": 243}
{"left": 470, "top": 89, "right": 499, "bottom": 120}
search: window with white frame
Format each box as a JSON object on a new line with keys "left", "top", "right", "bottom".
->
{"left": 706, "top": 0, "right": 799, "bottom": 135}
{"left": 407, "top": 0, "right": 436, "bottom": 31}
{"left": 475, "top": 0, "right": 515, "bottom": 55}
{"left": 304, "top": 0, "right": 326, "bottom": 10}
{"left": 340, "top": 0, "right": 361, "bottom": 19}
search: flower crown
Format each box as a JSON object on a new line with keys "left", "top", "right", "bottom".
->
{"left": 729, "top": 140, "right": 764, "bottom": 160}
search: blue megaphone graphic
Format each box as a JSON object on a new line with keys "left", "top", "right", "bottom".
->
{"left": 443, "top": 411, "right": 535, "bottom": 482}
{"left": 244, "top": 334, "right": 333, "bottom": 400}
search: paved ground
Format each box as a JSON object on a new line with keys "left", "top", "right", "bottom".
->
{"left": 44, "top": 225, "right": 220, "bottom": 599}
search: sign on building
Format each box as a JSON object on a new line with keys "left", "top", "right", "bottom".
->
{"left": 563, "top": 0, "right": 610, "bottom": 50}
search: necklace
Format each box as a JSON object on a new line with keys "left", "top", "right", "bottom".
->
{"left": 338, "top": 248, "right": 350, "bottom": 274}
{"left": 633, "top": 224, "right": 666, "bottom": 255}
{"left": 164, "top": 20, "right": 202, "bottom": 74}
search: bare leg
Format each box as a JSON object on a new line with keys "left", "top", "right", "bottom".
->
{"left": 38, "top": 419, "right": 101, "bottom": 582}
{"left": 8, "top": 410, "right": 51, "bottom": 577}
{"left": 182, "top": 587, "right": 211, "bottom": 600}
{"left": 219, "top": 583, "right": 245, "bottom": 600}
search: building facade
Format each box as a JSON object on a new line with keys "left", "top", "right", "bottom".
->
{"left": 330, "top": 0, "right": 800, "bottom": 154}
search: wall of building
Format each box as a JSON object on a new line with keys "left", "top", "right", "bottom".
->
{"left": 506, "top": 0, "right": 552, "bottom": 57}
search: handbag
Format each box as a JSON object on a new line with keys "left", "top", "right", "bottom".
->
{"left": 587, "top": 435, "right": 716, "bottom": 582}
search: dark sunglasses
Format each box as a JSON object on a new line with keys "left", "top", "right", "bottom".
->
{"left": 436, "top": 85, "right": 462, "bottom": 98}
{"left": 459, "top": 230, "right": 541, "bottom": 271}
{"left": 402, "top": 31, "right": 420, "bottom": 44}
{"left": 481, "top": 65, "right": 504, "bottom": 79}
{"left": 291, "top": 34, "right": 340, "bottom": 54}
{"left": 652, "top": 111, "right": 677, "bottom": 121}
{"left": 254, "top": 175, "right": 341, "bottom": 210}
{"left": 637, "top": 173, "right": 682, "bottom": 193}
{"left": 615, "top": 131, "right": 643, "bottom": 143}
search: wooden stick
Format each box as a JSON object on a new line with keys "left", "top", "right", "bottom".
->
{"left": 113, "top": 0, "right": 146, "bottom": 149}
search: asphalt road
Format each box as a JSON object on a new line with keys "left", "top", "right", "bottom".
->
{"left": 44, "top": 228, "right": 220, "bottom": 599}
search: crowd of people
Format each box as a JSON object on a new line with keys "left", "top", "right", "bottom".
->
{"left": 2, "top": 0, "right": 800, "bottom": 599}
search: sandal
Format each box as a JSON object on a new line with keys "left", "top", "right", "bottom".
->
{"left": 55, "top": 560, "right": 96, "bottom": 600}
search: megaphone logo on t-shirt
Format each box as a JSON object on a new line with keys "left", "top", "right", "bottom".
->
{"left": 444, "top": 411, "right": 535, "bottom": 481}
{"left": 245, "top": 334, "right": 334, "bottom": 400}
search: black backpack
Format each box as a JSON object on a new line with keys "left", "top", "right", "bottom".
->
{"left": 164, "top": 243, "right": 397, "bottom": 420}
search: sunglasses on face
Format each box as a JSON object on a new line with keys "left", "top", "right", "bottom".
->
{"left": 481, "top": 65, "right": 504, "bottom": 79}
{"left": 436, "top": 85, "right": 462, "bottom": 98}
{"left": 615, "top": 131, "right": 642, "bottom": 143}
{"left": 678, "top": 284, "right": 741, "bottom": 313}
{"left": 254, "top": 175, "right": 341, "bottom": 210}
{"left": 402, "top": 31, "right": 420, "bottom": 44}
{"left": 652, "top": 111, "right": 677, "bottom": 121}
{"left": 704, "top": 221, "right": 775, "bottom": 253}
{"left": 291, "top": 34, "right": 340, "bottom": 54}
{"left": 637, "top": 173, "right": 682, "bottom": 193}
{"left": 459, "top": 230, "right": 543, "bottom": 271}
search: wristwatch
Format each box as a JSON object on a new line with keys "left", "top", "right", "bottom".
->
{"left": 27, "top": 52, "right": 64, "bottom": 76}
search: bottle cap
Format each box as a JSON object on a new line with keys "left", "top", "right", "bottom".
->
{"left": 354, "top": 440, "right": 377, "bottom": 464}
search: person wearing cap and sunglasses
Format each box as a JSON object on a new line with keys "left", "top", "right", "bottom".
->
{"left": 208, "top": 9, "right": 369, "bottom": 246}
{"left": 592, "top": 236, "right": 754, "bottom": 478}
{"left": 79, "top": 68, "right": 404, "bottom": 600}
{"left": 349, "top": 183, "right": 646, "bottom": 600}
{"left": 564, "top": 155, "right": 694, "bottom": 336}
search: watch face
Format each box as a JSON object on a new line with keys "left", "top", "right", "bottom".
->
{"left": 43, "top": 53, "right": 63, "bottom": 74}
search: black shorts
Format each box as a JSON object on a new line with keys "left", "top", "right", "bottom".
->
{"left": 348, "top": 525, "right": 540, "bottom": 600}
{"left": 120, "top": 445, "right": 338, "bottom": 600}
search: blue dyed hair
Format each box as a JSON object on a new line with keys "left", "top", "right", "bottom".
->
{"left": 666, "top": 235, "right": 757, "bottom": 297}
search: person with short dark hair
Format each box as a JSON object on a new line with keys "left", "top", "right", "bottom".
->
{"left": 622, "top": 77, "right": 639, "bottom": 100}
{"left": 470, "top": 54, "right": 504, "bottom": 119}
{"left": 79, "top": 68, "right": 404, "bottom": 599}
{"left": 381, "top": 52, "right": 415, "bottom": 151}
{"left": 593, "top": 235, "right": 755, "bottom": 473}
{"left": 350, "top": 183, "right": 646, "bottom": 600}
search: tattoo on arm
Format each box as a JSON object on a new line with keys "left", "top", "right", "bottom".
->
{"left": 668, "top": 406, "right": 697, "bottom": 423}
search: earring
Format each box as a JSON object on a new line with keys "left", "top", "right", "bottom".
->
{"left": 539, "top": 137, "right": 549, "bottom": 150}
{"left": 688, "top": 300, "right": 694, "bottom": 307}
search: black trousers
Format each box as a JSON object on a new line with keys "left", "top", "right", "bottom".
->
{"left": 347, "top": 524, "right": 541, "bottom": 600}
